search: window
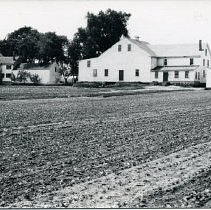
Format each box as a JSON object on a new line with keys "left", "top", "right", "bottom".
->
{"left": 185, "top": 71, "right": 189, "bottom": 78}
{"left": 1, "top": 73, "right": 5, "bottom": 78}
{"left": 104, "top": 69, "right": 108, "bottom": 77}
{"left": 198, "top": 72, "right": 200, "bottom": 80}
{"left": 55, "top": 67, "right": 57, "bottom": 72}
{"left": 6, "top": 73, "right": 11, "bottom": 78}
{"left": 87, "top": 60, "right": 91, "bottom": 67}
{"left": 6, "top": 65, "right": 11, "bottom": 70}
{"left": 135, "top": 69, "right": 139, "bottom": 77}
{"left": 128, "top": 44, "right": 131, "bottom": 51}
{"left": 164, "top": 58, "right": 167, "bottom": 66}
{"left": 205, "top": 49, "right": 207, "bottom": 56}
{"left": 203, "top": 70, "right": 206, "bottom": 78}
{"left": 118, "top": 45, "right": 122, "bottom": 52}
{"left": 207, "top": 60, "right": 209, "bottom": 67}
{"left": 190, "top": 58, "right": 194, "bottom": 65}
{"left": 203, "top": 59, "right": 205, "bottom": 66}
{"left": 155, "top": 71, "right": 158, "bottom": 79}
{"left": 93, "top": 69, "right": 97, "bottom": 77}
{"left": 195, "top": 72, "right": 197, "bottom": 80}
{"left": 174, "top": 71, "right": 179, "bottom": 78}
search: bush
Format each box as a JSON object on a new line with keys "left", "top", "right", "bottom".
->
{"left": 30, "top": 73, "right": 41, "bottom": 84}
{"left": 73, "top": 82, "right": 104, "bottom": 88}
{"left": 162, "top": 82, "right": 171, "bottom": 86}
{"left": 10, "top": 73, "right": 16, "bottom": 82}
{"left": 16, "top": 70, "right": 31, "bottom": 83}
{"left": 152, "top": 81, "right": 159, "bottom": 86}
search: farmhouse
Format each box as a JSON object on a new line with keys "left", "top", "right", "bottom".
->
{"left": 13, "top": 62, "right": 60, "bottom": 84}
{"left": 0, "top": 55, "right": 16, "bottom": 83}
{"left": 78, "top": 36, "right": 211, "bottom": 85}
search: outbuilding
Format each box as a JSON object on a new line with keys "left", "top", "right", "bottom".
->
{"left": 12, "top": 62, "right": 60, "bottom": 84}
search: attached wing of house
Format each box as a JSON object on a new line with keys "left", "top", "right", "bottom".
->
{"left": 149, "top": 42, "right": 210, "bottom": 84}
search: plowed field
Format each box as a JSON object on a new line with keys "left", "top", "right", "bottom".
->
{"left": 0, "top": 90, "right": 211, "bottom": 207}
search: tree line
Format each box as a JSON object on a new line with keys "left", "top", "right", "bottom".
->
{"left": 0, "top": 9, "right": 131, "bottom": 78}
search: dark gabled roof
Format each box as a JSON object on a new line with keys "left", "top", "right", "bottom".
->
{"left": 0, "top": 56, "right": 15, "bottom": 65}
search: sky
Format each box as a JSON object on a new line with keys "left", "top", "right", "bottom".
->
{"left": 0, "top": 0, "right": 211, "bottom": 45}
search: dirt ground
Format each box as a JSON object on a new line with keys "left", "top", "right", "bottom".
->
{"left": 1, "top": 90, "right": 211, "bottom": 208}
{"left": 9, "top": 138, "right": 211, "bottom": 208}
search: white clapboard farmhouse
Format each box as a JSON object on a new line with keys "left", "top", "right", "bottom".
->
{"left": 78, "top": 36, "right": 211, "bottom": 85}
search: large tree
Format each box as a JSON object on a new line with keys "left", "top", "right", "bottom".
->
{"left": 68, "top": 9, "right": 131, "bottom": 76}
{"left": 38, "top": 32, "right": 68, "bottom": 64}
{"left": 0, "top": 26, "right": 68, "bottom": 65}
{"left": 0, "top": 26, "right": 40, "bottom": 62}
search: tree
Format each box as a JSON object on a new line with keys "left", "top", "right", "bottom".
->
{"left": 0, "top": 26, "right": 40, "bottom": 62}
{"left": 38, "top": 32, "right": 68, "bottom": 64}
{"left": 16, "top": 70, "right": 31, "bottom": 83}
{"left": 67, "top": 39, "right": 81, "bottom": 77}
{"left": 58, "top": 65, "right": 71, "bottom": 84}
{"left": 0, "top": 26, "right": 68, "bottom": 66}
{"left": 67, "top": 9, "right": 131, "bottom": 76}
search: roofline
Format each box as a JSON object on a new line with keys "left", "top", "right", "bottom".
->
{"left": 128, "top": 38, "right": 157, "bottom": 56}
{"left": 0, "top": 62, "right": 14, "bottom": 65}
{"left": 154, "top": 55, "right": 201, "bottom": 58}
{"left": 151, "top": 65, "right": 200, "bottom": 71}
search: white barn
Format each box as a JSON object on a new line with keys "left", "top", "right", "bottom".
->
{"left": 78, "top": 36, "right": 211, "bottom": 85}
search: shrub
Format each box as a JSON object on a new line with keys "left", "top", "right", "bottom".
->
{"left": 30, "top": 73, "right": 41, "bottom": 84}
{"left": 16, "top": 70, "right": 31, "bottom": 83}
{"left": 152, "top": 81, "right": 159, "bottom": 86}
{"left": 10, "top": 73, "right": 16, "bottom": 82}
{"left": 73, "top": 82, "right": 103, "bottom": 88}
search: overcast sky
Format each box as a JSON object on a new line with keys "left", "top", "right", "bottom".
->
{"left": 0, "top": 0, "right": 211, "bottom": 45}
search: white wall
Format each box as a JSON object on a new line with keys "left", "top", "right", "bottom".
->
{"left": 167, "top": 70, "right": 195, "bottom": 82}
{"left": 1, "top": 64, "right": 13, "bottom": 82}
{"left": 150, "top": 70, "right": 195, "bottom": 83}
{"left": 157, "top": 57, "right": 201, "bottom": 66}
{"left": 12, "top": 63, "right": 60, "bottom": 84}
{"left": 150, "top": 71, "right": 163, "bottom": 83}
{"left": 13, "top": 69, "right": 50, "bottom": 84}
{"left": 49, "top": 62, "right": 60, "bottom": 83}
{"left": 78, "top": 38, "right": 152, "bottom": 83}
{"left": 206, "top": 70, "right": 211, "bottom": 88}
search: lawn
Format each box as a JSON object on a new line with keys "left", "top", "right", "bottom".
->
{"left": 0, "top": 90, "right": 211, "bottom": 207}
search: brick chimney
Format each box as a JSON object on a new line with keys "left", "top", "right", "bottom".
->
{"left": 199, "top": 40, "right": 203, "bottom": 51}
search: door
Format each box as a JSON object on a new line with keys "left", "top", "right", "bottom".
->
{"left": 119, "top": 70, "right": 124, "bottom": 81}
{"left": 163, "top": 72, "right": 169, "bottom": 82}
